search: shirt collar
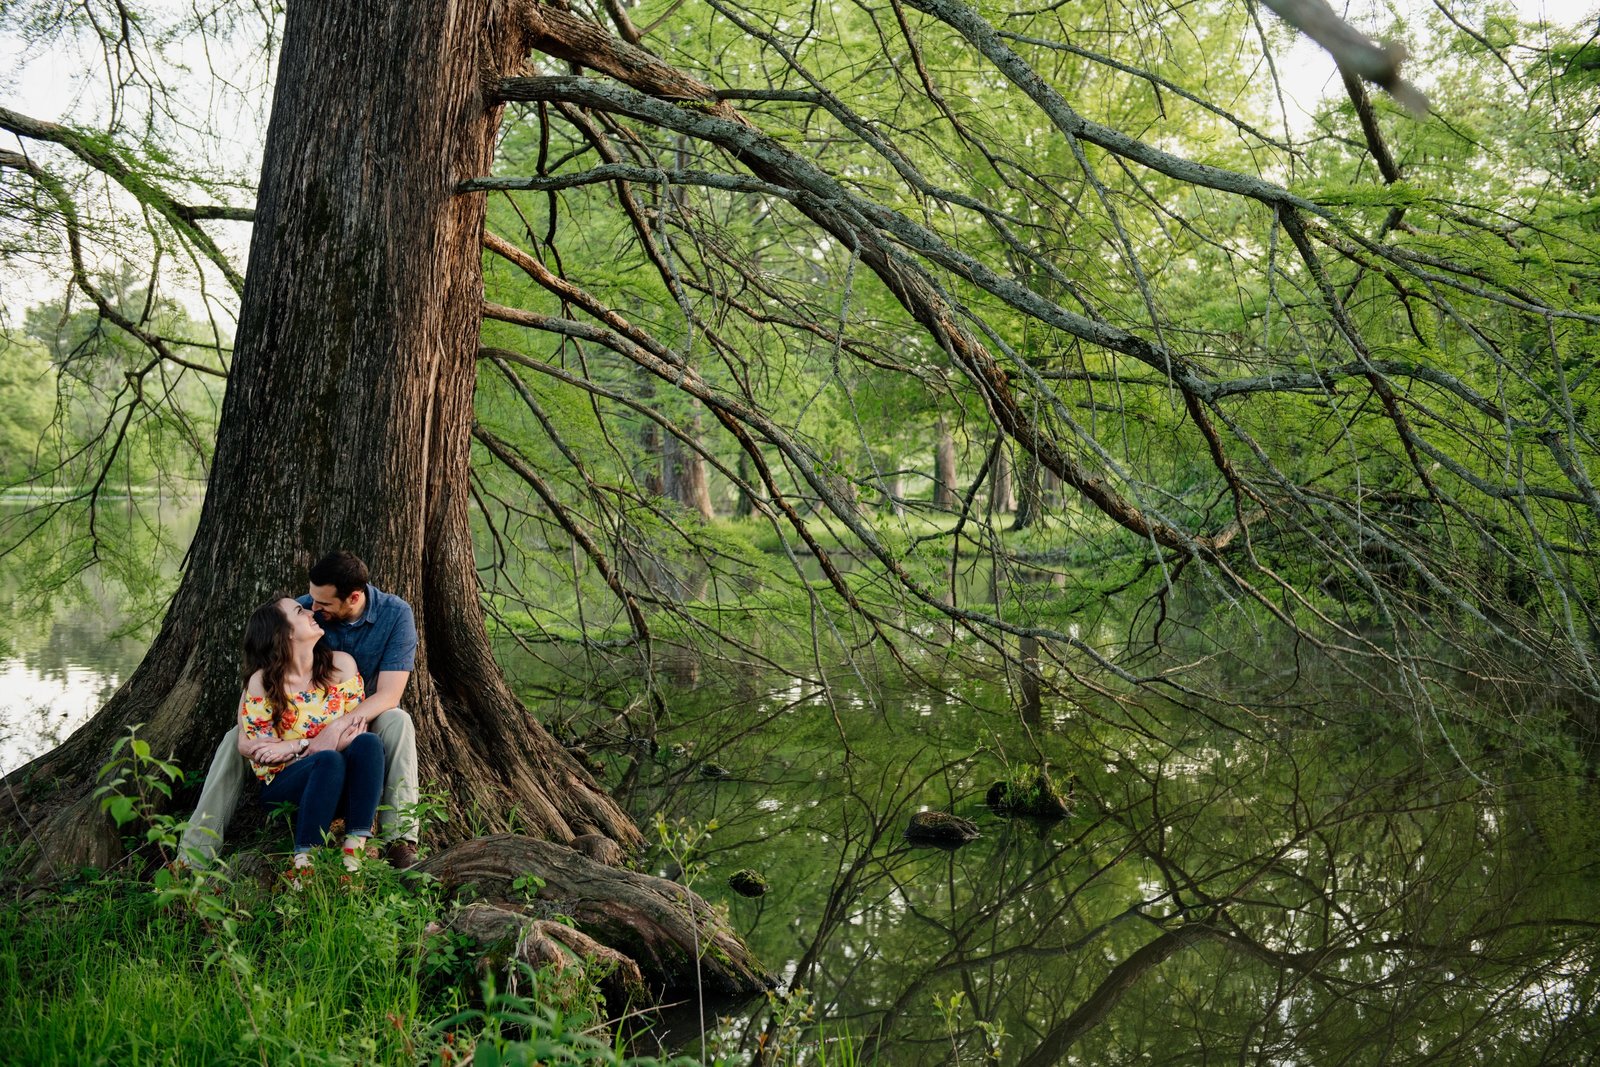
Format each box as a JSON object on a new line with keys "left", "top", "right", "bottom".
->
{"left": 346, "top": 584, "right": 381, "bottom": 627}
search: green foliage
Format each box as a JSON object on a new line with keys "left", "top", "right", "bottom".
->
{"left": 727, "top": 987, "right": 867, "bottom": 1067}
{"left": 984, "top": 764, "right": 1071, "bottom": 819}
{"left": 0, "top": 335, "right": 56, "bottom": 485}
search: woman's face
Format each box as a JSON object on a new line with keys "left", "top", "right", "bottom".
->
{"left": 277, "top": 597, "right": 324, "bottom": 643}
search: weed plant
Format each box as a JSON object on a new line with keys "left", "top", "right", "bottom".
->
{"left": 0, "top": 729, "right": 699, "bottom": 1066}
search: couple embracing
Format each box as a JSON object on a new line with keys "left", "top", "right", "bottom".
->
{"left": 180, "top": 550, "right": 421, "bottom": 876}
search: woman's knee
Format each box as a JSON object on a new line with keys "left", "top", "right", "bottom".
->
{"left": 301, "top": 748, "right": 342, "bottom": 769}
{"left": 299, "top": 749, "right": 345, "bottom": 781}
{"left": 347, "top": 731, "right": 385, "bottom": 760}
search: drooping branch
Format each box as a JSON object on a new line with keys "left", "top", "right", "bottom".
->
{"left": 0, "top": 104, "right": 247, "bottom": 291}
{"left": 494, "top": 75, "right": 1222, "bottom": 558}
{"left": 473, "top": 423, "right": 656, "bottom": 654}
{"left": 473, "top": 2, "right": 1600, "bottom": 705}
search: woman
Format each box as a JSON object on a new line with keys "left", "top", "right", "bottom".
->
{"left": 236, "top": 596, "right": 386, "bottom": 878}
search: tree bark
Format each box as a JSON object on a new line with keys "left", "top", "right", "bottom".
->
{"left": 3, "top": 0, "right": 639, "bottom": 875}
{"left": 662, "top": 402, "right": 715, "bottom": 521}
{"left": 421, "top": 834, "right": 770, "bottom": 996}
{"left": 885, "top": 474, "right": 906, "bottom": 518}
{"left": 934, "top": 415, "right": 959, "bottom": 510}
{"left": 733, "top": 449, "right": 759, "bottom": 518}
{"left": 992, "top": 441, "right": 1016, "bottom": 513}
{"left": 1013, "top": 451, "right": 1044, "bottom": 530}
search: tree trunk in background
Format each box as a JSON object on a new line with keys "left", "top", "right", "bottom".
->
{"left": 3, "top": 0, "right": 639, "bottom": 873}
{"left": 662, "top": 402, "right": 714, "bottom": 521}
{"left": 886, "top": 474, "right": 906, "bottom": 518}
{"left": 934, "top": 416, "right": 959, "bottom": 510}
{"left": 1019, "top": 634, "right": 1042, "bottom": 725}
{"left": 1013, "top": 451, "right": 1044, "bottom": 530}
{"left": 992, "top": 441, "right": 1016, "bottom": 513}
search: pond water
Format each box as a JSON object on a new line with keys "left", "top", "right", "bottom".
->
{"left": 4, "top": 506, "right": 1599, "bottom": 1064}
{"left": 540, "top": 646, "right": 1600, "bottom": 1064}
{"left": 0, "top": 499, "right": 192, "bottom": 773}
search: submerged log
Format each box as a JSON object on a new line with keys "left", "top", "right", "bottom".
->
{"left": 419, "top": 834, "right": 771, "bottom": 997}
{"left": 905, "top": 810, "right": 981, "bottom": 845}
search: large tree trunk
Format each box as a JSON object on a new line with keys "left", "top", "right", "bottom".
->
{"left": 4, "top": 0, "right": 638, "bottom": 875}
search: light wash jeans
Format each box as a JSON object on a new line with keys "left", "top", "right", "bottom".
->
{"left": 178, "top": 708, "right": 418, "bottom": 864}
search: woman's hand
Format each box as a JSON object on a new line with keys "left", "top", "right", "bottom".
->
{"left": 244, "top": 738, "right": 298, "bottom": 764}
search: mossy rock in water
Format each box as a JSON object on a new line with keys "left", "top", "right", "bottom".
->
{"left": 728, "top": 869, "right": 769, "bottom": 897}
{"left": 905, "top": 811, "right": 981, "bottom": 846}
{"left": 986, "top": 768, "right": 1072, "bottom": 819}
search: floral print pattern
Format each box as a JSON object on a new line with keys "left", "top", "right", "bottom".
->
{"left": 239, "top": 674, "right": 365, "bottom": 783}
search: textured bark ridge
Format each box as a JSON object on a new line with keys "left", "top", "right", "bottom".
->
{"left": 442, "top": 903, "right": 647, "bottom": 1007}
{"left": 421, "top": 834, "right": 772, "bottom": 997}
{"left": 0, "top": 0, "right": 638, "bottom": 876}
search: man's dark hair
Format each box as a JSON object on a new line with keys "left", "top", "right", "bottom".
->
{"left": 308, "top": 550, "right": 370, "bottom": 599}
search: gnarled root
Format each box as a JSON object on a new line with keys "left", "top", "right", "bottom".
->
{"left": 420, "top": 834, "right": 771, "bottom": 997}
{"left": 443, "top": 902, "right": 646, "bottom": 1006}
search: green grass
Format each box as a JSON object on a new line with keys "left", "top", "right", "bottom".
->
{"left": 0, "top": 852, "right": 873, "bottom": 1067}
{"left": 0, "top": 855, "right": 693, "bottom": 1067}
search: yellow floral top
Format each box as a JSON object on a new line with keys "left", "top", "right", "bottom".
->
{"left": 238, "top": 674, "right": 365, "bottom": 783}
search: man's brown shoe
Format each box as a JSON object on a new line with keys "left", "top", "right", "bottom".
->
{"left": 384, "top": 840, "right": 419, "bottom": 870}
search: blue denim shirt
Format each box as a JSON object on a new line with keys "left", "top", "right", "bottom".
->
{"left": 297, "top": 583, "right": 418, "bottom": 693}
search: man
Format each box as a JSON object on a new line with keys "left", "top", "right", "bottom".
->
{"left": 179, "top": 550, "right": 422, "bottom": 868}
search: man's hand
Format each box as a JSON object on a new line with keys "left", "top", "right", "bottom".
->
{"left": 332, "top": 716, "right": 367, "bottom": 752}
{"left": 307, "top": 716, "right": 366, "bottom": 754}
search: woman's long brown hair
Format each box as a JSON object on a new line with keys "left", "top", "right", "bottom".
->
{"left": 242, "top": 597, "right": 336, "bottom": 733}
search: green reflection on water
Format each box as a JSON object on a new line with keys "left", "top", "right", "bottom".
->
{"left": 520, "top": 648, "right": 1600, "bottom": 1065}
{"left": 0, "top": 498, "right": 196, "bottom": 770}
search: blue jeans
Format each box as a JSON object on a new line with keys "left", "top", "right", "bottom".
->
{"left": 260, "top": 733, "right": 386, "bottom": 851}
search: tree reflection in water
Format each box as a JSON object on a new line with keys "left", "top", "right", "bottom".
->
{"left": 616, "top": 664, "right": 1600, "bottom": 1065}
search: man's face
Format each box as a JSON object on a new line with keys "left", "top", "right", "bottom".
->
{"left": 308, "top": 582, "right": 364, "bottom": 623}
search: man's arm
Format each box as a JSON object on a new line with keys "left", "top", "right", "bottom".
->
{"left": 356, "top": 593, "right": 417, "bottom": 724}
{"left": 355, "top": 670, "right": 410, "bottom": 723}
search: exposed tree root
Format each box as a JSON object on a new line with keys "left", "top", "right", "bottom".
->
{"left": 419, "top": 834, "right": 771, "bottom": 997}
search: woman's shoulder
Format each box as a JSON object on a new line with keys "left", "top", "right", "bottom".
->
{"left": 329, "top": 650, "right": 359, "bottom": 682}
{"left": 244, "top": 670, "right": 266, "bottom": 698}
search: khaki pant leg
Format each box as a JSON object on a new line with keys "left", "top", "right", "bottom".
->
{"left": 177, "top": 726, "right": 250, "bottom": 864}
{"left": 370, "top": 708, "right": 418, "bottom": 842}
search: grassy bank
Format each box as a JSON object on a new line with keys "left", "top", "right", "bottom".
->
{"left": 0, "top": 853, "right": 690, "bottom": 1067}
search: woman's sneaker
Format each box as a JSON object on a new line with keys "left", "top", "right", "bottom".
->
{"left": 284, "top": 859, "right": 313, "bottom": 891}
